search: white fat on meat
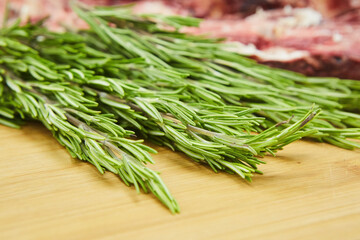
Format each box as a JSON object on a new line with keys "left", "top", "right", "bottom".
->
{"left": 248, "top": 7, "right": 322, "bottom": 27}
{"left": 226, "top": 42, "right": 309, "bottom": 61}
{"left": 246, "top": 7, "right": 323, "bottom": 39}
{"left": 280, "top": 7, "right": 322, "bottom": 27}
{"left": 332, "top": 33, "right": 343, "bottom": 43}
{"left": 133, "top": 1, "right": 180, "bottom": 15}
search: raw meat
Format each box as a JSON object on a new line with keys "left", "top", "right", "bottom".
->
{"left": 185, "top": 7, "right": 360, "bottom": 79}
{"left": 1, "top": 0, "right": 360, "bottom": 79}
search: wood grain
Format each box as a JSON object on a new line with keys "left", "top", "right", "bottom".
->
{"left": 1, "top": 123, "right": 360, "bottom": 240}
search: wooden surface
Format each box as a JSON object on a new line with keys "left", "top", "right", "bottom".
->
{"left": 1, "top": 123, "right": 360, "bottom": 240}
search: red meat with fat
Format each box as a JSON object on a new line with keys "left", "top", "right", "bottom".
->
{"left": 1, "top": 0, "right": 360, "bottom": 79}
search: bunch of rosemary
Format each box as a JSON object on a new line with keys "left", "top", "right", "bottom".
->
{"left": 0, "top": 3, "right": 359, "bottom": 212}
{"left": 0, "top": 22, "right": 318, "bottom": 173}
{"left": 0, "top": 34, "right": 180, "bottom": 212}
{"left": 69, "top": 3, "right": 360, "bottom": 149}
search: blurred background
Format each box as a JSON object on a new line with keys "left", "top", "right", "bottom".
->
{"left": 1, "top": 0, "right": 360, "bottom": 79}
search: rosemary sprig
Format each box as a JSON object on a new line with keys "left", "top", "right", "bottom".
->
{"left": 70, "top": 4, "right": 360, "bottom": 149}
{"left": 90, "top": 86, "right": 320, "bottom": 180}
{"left": 1, "top": 22, "right": 319, "bottom": 181}
{"left": 0, "top": 38, "right": 179, "bottom": 213}
{"left": 6, "top": 24, "right": 321, "bottom": 180}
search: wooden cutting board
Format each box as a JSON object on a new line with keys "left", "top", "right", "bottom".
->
{"left": 1, "top": 123, "right": 360, "bottom": 240}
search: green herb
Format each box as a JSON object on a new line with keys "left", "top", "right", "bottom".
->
{"left": 1, "top": 3, "right": 359, "bottom": 213}
{"left": 70, "top": 3, "right": 359, "bottom": 149}
{"left": 0, "top": 38, "right": 179, "bottom": 213}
